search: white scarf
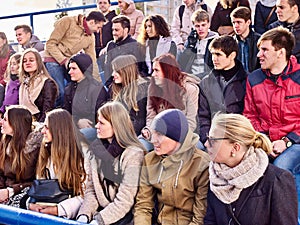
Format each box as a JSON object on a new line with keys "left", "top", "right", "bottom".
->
{"left": 209, "top": 146, "right": 269, "bottom": 204}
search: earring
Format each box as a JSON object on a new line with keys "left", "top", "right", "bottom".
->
{"left": 231, "top": 152, "right": 236, "bottom": 157}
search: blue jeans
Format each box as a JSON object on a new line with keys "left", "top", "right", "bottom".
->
{"left": 273, "top": 144, "right": 300, "bottom": 222}
{"left": 45, "top": 62, "right": 68, "bottom": 107}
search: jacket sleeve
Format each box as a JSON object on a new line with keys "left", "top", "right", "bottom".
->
{"left": 58, "top": 196, "right": 83, "bottom": 219}
{"left": 99, "top": 149, "right": 144, "bottom": 224}
{"left": 134, "top": 158, "right": 155, "bottom": 225}
{"left": 83, "top": 36, "right": 101, "bottom": 82}
{"left": 209, "top": 4, "right": 221, "bottom": 32}
{"left": 189, "top": 160, "right": 209, "bottom": 225}
{"left": 270, "top": 170, "right": 298, "bottom": 225}
{"left": 170, "top": 6, "right": 184, "bottom": 46}
{"left": 38, "top": 79, "right": 57, "bottom": 122}
{"left": 185, "top": 82, "right": 199, "bottom": 132}
{"left": 133, "top": 11, "right": 144, "bottom": 39}
{"left": 198, "top": 85, "right": 211, "bottom": 144}
{"left": 243, "top": 78, "right": 264, "bottom": 132}
{"left": 45, "top": 17, "right": 71, "bottom": 64}
{"left": 254, "top": 3, "right": 265, "bottom": 34}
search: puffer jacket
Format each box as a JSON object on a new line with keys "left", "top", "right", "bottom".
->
{"left": 134, "top": 130, "right": 210, "bottom": 225}
{"left": 120, "top": 2, "right": 144, "bottom": 39}
{"left": 243, "top": 56, "right": 300, "bottom": 144}
{"left": 43, "top": 14, "right": 99, "bottom": 80}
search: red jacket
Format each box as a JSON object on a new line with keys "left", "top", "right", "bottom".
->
{"left": 243, "top": 56, "right": 300, "bottom": 144}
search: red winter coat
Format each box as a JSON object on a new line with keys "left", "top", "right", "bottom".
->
{"left": 243, "top": 56, "right": 300, "bottom": 144}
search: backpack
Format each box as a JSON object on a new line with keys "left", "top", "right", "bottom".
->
{"left": 179, "top": 3, "right": 208, "bottom": 29}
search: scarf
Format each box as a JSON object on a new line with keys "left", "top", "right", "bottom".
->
{"left": 19, "top": 73, "right": 48, "bottom": 115}
{"left": 209, "top": 146, "right": 269, "bottom": 204}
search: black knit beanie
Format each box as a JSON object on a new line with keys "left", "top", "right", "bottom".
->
{"left": 69, "top": 53, "right": 93, "bottom": 76}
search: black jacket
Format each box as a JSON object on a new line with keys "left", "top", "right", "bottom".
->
{"left": 204, "top": 164, "right": 298, "bottom": 225}
{"left": 198, "top": 60, "right": 247, "bottom": 143}
{"left": 233, "top": 30, "right": 261, "bottom": 73}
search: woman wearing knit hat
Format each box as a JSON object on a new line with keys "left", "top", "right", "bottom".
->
{"left": 134, "top": 109, "right": 210, "bottom": 225}
{"left": 63, "top": 53, "right": 101, "bottom": 143}
{"left": 203, "top": 113, "right": 297, "bottom": 224}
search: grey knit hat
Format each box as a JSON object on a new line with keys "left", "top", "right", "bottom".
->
{"left": 150, "top": 109, "right": 189, "bottom": 144}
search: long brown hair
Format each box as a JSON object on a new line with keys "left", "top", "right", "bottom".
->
{"left": 148, "top": 53, "right": 185, "bottom": 112}
{"left": 0, "top": 105, "right": 33, "bottom": 181}
{"left": 111, "top": 55, "right": 139, "bottom": 112}
{"left": 36, "top": 109, "right": 86, "bottom": 196}
{"left": 0, "top": 32, "right": 10, "bottom": 58}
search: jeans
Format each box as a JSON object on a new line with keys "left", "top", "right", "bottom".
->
{"left": 273, "top": 144, "right": 300, "bottom": 222}
{"left": 45, "top": 62, "right": 68, "bottom": 107}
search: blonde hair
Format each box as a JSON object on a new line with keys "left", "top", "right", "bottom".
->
{"left": 98, "top": 101, "right": 145, "bottom": 151}
{"left": 211, "top": 113, "right": 272, "bottom": 154}
{"left": 111, "top": 55, "right": 139, "bottom": 112}
{"left": 5, "top": 53, "right": 22, "bottom": 82}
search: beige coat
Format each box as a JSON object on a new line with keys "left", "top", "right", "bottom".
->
{"left": 77, "top": 145, "right": 144, "bottom": 224}
{"left": 43, "top": 15, "right": 99, "bottom": 81}
{"left": 134, "top": 131, "right": 210, "bottom": 225}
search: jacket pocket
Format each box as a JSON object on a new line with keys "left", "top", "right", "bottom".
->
{"left": 285, "top": 94, "right": 300, "bottom": 100}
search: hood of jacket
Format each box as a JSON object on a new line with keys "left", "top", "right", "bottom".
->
{"left": 260, "top": 0, "right": 276, "bottom": 7}
{"left": 184, "top": 72, "right": 201, "bottom": 85}
{"left": 205, "top": 30, "right": 219, "bottom": 40}
{"left": 264, "top": 55, "right": 300, "bottom": 77}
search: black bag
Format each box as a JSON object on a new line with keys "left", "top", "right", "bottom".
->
{"left": 28, "top": 179, "right": 72, "bottom": 205}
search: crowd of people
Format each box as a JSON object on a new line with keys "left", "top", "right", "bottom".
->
{"left": 0, "top": 0, "right": 299, "bottom": 224}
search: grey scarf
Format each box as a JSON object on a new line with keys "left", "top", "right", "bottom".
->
{"left": 209, "top": 146, "right": 269, "bottom": 204}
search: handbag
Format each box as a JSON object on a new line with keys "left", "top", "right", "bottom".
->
{"left": 28, "top": 169, "right": 73, "bottom": 205}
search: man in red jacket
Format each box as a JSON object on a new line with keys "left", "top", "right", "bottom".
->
{"left": 243, "top": 26, "right": 300, "bottom": 222}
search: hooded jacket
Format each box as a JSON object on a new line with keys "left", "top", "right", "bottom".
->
{"left": 120, "top": 2, "right": 144, "bottom": 39}
{"left": 22, "top": 34, "right": 44, "bottom": 52}
{"left": 243, "top": 56, "right": 300, "bottom": 144}
{"left": 134, "top": 130, "right": 210, "bottom": 225}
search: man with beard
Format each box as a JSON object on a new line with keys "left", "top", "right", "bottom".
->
{"left": 103, "top": 15, "right": 147, "bottom": 86}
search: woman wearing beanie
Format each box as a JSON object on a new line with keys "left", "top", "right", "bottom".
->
{"left": 63, "top": 52, "right": 101, "bottom": 143}
{"left": 203, "top": 113, "right": 297, "bottom": 224}
{"left": 117, "top": 0, "right": 144, "bottom": 39}
{"left": 134, "top": 109, "right": 210, "bottom": 225}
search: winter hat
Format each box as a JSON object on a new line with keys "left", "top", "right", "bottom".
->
{"left": 123, "top": 0, "right": 134, "bottom": 4}
{"left": 69, "top": 53, "right": 93, "bottom": 76}
{"left": 150, "top": 109, "right": 189, "bottom": 144}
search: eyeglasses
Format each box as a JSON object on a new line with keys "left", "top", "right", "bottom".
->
{"left": 206, "top": 134, "right": 229, "bottom": 147}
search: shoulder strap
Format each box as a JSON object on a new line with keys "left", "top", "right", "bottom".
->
{"left": 264, "top": 6, "right": 276, "bottom": 27}
{"left": 179, "top": 5, "right": 185, "bottom": 29}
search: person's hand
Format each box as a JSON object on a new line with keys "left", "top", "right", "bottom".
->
{"left": 39, "top": 206, "right": 58, "bottom": 216}
{"left": 29, "top": 203, "right": 45, "bottom": 212}
{"left": 99, "top": 47, "right": 107, "bottom": 56}
{"left": 77, "top": 118, "right": 93, "bottom": 129}
{"left": 77, "top": 215, "right": 89, "bottom": 223}
{"left": 270, "top": 140, "right": 286, "bottom": 158}
{"left": 177, "top": 43, "right": 185, "bottom": 52}
{"left": 0, "top": 189, "right": 9, "bottom": 203}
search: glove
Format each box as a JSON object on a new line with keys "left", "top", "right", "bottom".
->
{"left": 187, "top": 29, "right": 198, "bottom": 53}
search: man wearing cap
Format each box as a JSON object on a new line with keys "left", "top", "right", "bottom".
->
{"left": 134, "top": 109, "right": 209, "bottom": 225}
{"left": 44, "top": 11, "right": 105, "bottom": 107}
{"left": 63, "top": 53, "right": 101, "bottom": 143}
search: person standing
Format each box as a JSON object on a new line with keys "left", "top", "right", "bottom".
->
{"left": 43, "top": 11, "right": 105, "bottom": 107}
{"left": 243, "top": 26, "right": 300, "bottom": 222}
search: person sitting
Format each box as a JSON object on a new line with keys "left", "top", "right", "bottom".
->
{"left": 19, "top": 48, "right": 58, "bottom": 122}
{"left": 29, "top": 109, "right": 88, "bottom": 219}
{"left": 137, "top": 14, "right": 177, "bottom": 75}
{"left": 134, "top": 109, "right": 210, "bottom": 225}
{"left": 204, "top": 113, "right": 298, "bottom": 224}
{"left": 96, "top": 55, "right": 149, "bottom": 136}
{"left": 77, "top": 101, "right": 145, "bottom": 224}
{"left": 0, "top": 105, "right": 42, "bottom": 208}
{"left": 14, "top": 24, "right": 44, "bottom": 52}
{"left": 117, "top": 0, "right": 144, "bottom": 39}
{"left": 63, "top": 53, "right": 101, "bottom": 143}
{"left": 0, "top": 53, "right": 21, "bottom": 117}
{"left": 178, "top": 9, "right": 218, "bottom": 79}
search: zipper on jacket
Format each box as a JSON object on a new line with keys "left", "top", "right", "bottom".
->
{"left": 285, "top": 94, "right": 300, "bottom": 99}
